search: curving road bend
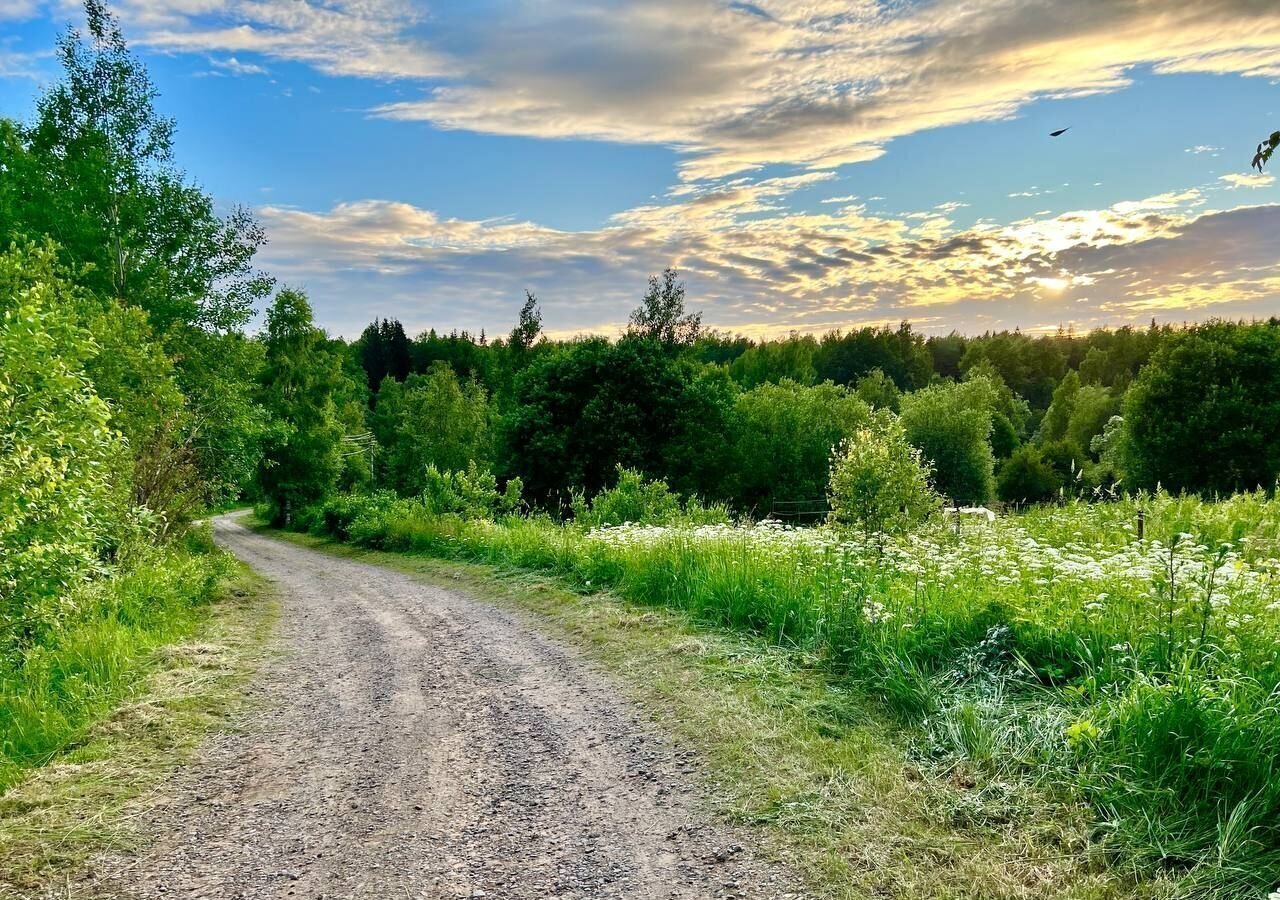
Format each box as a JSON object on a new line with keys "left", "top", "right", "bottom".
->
{"left": 83, "top": 511, "right": 803, "bottom": 900}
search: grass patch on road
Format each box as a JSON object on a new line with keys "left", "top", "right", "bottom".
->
{"left": 264, "top": 526, "right": 1164, "bottom": 900}
{"left": 0, "top": 565, "right": 276, "bottom": 896}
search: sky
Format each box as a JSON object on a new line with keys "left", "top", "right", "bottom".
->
{"left": 1, "top": 0, "right": 1279, "bottom": 340}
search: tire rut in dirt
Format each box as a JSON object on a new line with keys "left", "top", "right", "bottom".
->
{"left": 77, "top": 513, "right": 805, "bottom": 900}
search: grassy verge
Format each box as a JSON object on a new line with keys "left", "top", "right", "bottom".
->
{"left": 0, "top": 564, "right": 276, "bottom": 895}
{"left": 265, "top": 525, "right": 1164, "bottom": 900}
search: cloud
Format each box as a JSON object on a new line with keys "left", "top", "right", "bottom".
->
{"left": 208, "top": 55, "right": 268, "bottom": 76}
{"left": 253, "top": 178, "right": 1280, "bottom": 339}
{"left": 1220, "top": 172, "right": 1276, "bottom": 189}
{"left": 0, "top": 44, "right": 40, "bottom": 79}
{"left": 0, "top": 0, "right": 37, "bottom": 21}
{"left": 31, "top": 0, "right": 1271, "bottom": 182}
{"left": 120, "top": 0, "right": 449, "bottom": 80}
{"left": 367, "top": 0, "right": 1280, "bottom": 180}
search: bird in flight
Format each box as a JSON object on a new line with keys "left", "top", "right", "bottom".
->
{"left": 1050, "top": 127, "right": 1071, "bottom": 137}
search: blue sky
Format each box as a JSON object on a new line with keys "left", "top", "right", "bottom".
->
{"left": 2, "top": 0, "right": 1278, "bottom": 339}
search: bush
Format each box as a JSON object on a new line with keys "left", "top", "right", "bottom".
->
{"left": 828, "top": 411, "right": 939, "bottom": 537}
{"left": 997, "top": 446, "right": 1062, "bottom": 504}
{"left": 0, "top": 245, "right": 129, "bottom": 657}
{"left": 900, "top": 378, "right": 996, "bottom": 506}
{"left": 572, "top": 467, "right": 682, "bottom": 528}
{"left": 422, "top": 462, "right": 523, "bottom": 520}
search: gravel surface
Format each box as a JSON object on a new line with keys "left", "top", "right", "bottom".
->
{"left": 82, "top": 512, "right": 804, "bottom": 899}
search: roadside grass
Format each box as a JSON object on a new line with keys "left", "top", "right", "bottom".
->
{"left": 0, "top": 565, "right": 276, "bottom": 897}
{"left": 264, "top": 526, "right": 1170, "bottom": 900}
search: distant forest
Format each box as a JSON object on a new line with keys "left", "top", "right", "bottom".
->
{"left": 342, "top": 282, "right": 1280, "bottom": 517}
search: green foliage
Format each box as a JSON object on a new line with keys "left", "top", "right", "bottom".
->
{"left": 0, "top": 538, "right": 229, "bottom": 791}
{"left": 1039, "top": 369, "right": 1081, "bottom": 445}
{"left": 370, "top": 363, "right": 494, "bottom": 494}
{"left": 997, "top": 445, "right": 1062, "bottom": 504}
{"left": 1122, "top": 321, "right": 1280, "bottom": 493}
{"left": 509, "top": 290, "right": 542, "bottom": 354}
{"left": 814, "top": 323, "right": 932, "bottom": 390}
{"left": 355, "top": 318, "right": 411, "bottom": 390}
{"left": 828, "top": 412, "right": 939, "bottom": 537}
{"left": 729, "top": 379, "right": 871, "bottom": 513}
{"left": 255, "top": 289, "right": 348, "bottom": 526}
{"left": 627, "top": 268, "right": 700, "bottom": 348}
{"left": 900, "top": 378, "right": 996, "bottom": 506}
{"left": 420, "top": 462, "right": 523, "bottom": 520}
{"left": 958, "top": 330, "right": 1067, "bottom": 409}
{"left": 1252, "top": 129, "right": 1278, "bottom": 172}
{"left": 2, "top": 0, "right": 271, "bottom": 332}
{"left": 571, "top": 466, "right": 683, "bottom": 528}
{"left": 0, "top": 245, "right": 129, "bottom": 654}
{"left": 853, "top": 367, "right": 901, "bottom": 411}
{"left": 505, "top": 337, "right": 734, "bottom": 504}
{"left": 728, "top": 335, "right": 817, "bottom": 388}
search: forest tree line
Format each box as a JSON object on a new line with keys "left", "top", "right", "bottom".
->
{"left": 307, "top": 293, "right": 1280, "bottom": 522}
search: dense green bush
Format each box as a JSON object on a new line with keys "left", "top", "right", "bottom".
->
{"left": 900, "top": 378, "right": 996, "bottom": 505}
{"left": 728, "top": 379, "right": 871, "bottom": 512}
{"left": 1123, "top": 321, "right": 1280, "bottom": 494}
{"left": 0, "top": 245, "right": 129, "bottom": 656}
{"left": 997, "top": 445, "right": 1062, "bottom": 504}
{"left": 828, "top": 412, "right": 938, "bottom": 537}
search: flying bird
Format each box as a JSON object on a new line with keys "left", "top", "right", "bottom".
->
{"left": 1049, "top": 127, "right": 1071, "bottom": 137}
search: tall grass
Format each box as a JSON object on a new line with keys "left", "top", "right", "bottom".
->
{"left": 0, "top": 528, "right": 230, "bottom": 792}
{"left": 295, "top": 489, "right": 1280, "bottom": 898}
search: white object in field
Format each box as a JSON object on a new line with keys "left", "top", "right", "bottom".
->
{"left": 942, "top": 506, "right": 996, "bottom": 523}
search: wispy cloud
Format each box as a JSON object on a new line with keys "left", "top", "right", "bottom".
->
{"left": 64, "top": 0, "right": 1280, "bottom": 182}
{"left": 208, "top": 55, "right": 268, "bottom": 77}
{"left": 120, "top": 0, "right": 449, "bottom": 80}
{"left": 255, "top": 178, "right": 1280, "bottom": 338}
{"left": 1220, "top": 172, "right": 1276, "bottom": 189}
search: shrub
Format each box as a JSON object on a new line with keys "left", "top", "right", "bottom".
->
{"left": 573, "top": 466, "right": 682, "bottom": 528}
{"left": 997, "top": 445, "right": 1062, "bottom": 504}
{"left": 828, "top": 411, "right": 939, "bottom": 538}
{"left": 900, "top": 378, "right": 996, "bottom": 506}
{"left": 0, "top": 245, "right": 129, "bottom": 656}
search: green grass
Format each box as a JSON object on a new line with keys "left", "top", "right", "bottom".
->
{"left": 0, "top": 564, "right": 276, "bottom": 895}
{"left": 266, "top": 525, "right": 1169, "bottom": 900}
{"left": 287, "top": 490, "right": 1280, "bottom": 899}
{"left": 0, "top": 532, "right": 235, "bottom": 793}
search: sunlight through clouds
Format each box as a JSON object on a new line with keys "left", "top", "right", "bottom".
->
{"left": 14, "top": 0, "right": 1273, "bottom": 335}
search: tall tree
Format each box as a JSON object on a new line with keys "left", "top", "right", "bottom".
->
{"left": 628, "top": 269, "right": 701, "bottom": 348}
{"left": 371, "top": 364, "right": 494, "bottom": 494}
{"left": 256, "top": 290, "right": 346, "bottom": 525}
{"left": 7, "top": 0, "right": 271, "bottom": 331}
{"left": 510, "top": 291, "right": 543, "bottom": 352}
{"left": 900, "top": 378, "right": 997, "bottom": 506}
{"left": 1122, "top": 321, "right": 1280, "bottom": 494}
{"left": 380, "top": 318, "right": 412, "bottom": 382}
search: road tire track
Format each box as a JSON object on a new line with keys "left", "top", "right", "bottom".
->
{"left": 80, "top": 512, "right": 805, "bottom": 900}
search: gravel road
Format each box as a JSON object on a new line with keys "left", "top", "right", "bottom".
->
{"left": 83, "top": 512, "right": 803, "bottom": 900}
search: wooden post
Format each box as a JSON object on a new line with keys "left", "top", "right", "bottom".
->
{"left": 1137, "top": 508, "right": 1145, "bottom": 541}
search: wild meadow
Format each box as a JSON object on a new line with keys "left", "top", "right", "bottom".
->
{"left": 295, "top": 482, "right": 1280, "bottom": 898}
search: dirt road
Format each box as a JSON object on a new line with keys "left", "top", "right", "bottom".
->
{"left": 84, "top": 512, "right": 801, "bottom": 899}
